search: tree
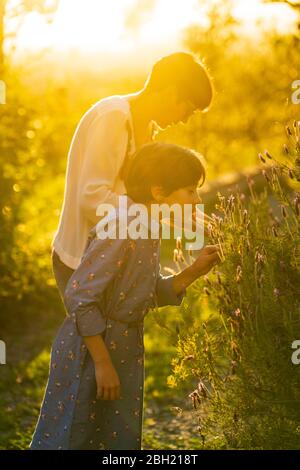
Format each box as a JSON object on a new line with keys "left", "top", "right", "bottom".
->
{"left": 0, "top": 1, "right": 5, "bottom": 74}
{"left": 267, "top": 0, "right": 300, "bottom": 8}
{"left": 265, "top": 0, "right": 300, "bottom": 30}
{"left": 0, "top": 0, "right": 59, "bottom": 75}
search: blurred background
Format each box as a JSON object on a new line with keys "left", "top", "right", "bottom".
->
{"left": 0, "top": 0, "right": 300, "bottom": 449}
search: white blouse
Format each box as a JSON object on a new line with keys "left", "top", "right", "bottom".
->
{"left": 52, "top": 94, "right": 136, "bottom": 269}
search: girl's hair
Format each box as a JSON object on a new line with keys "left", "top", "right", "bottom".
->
{"left": 124, "top": 142, "right": 206, "bottom": 203}
{"left": 144, "top": 52, "right": 213, "bottom": 112}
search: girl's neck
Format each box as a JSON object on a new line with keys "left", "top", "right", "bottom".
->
{"left": 143, "top": 201, "right": 162, "bottom": 238}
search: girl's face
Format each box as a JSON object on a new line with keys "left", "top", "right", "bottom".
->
{"left": 162, "top": 184, "right": 201, "bottom": 208}
{"left": 160, "top": 185, "right": 201, "bottom": 231}
{"left": 150, "top": 184, "right": 202, "bottom": 232}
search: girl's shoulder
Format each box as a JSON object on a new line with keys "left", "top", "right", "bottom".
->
{"left": 85, "top": 200, "right": 160, "bottom": 258}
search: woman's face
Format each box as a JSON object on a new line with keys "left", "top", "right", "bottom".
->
{"left": 154, "top": 87, "right": 197, "bottom": 128}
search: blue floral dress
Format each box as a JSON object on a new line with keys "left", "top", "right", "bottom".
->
{"left": 30, "top": 200, "right": 186, "bottom": 450}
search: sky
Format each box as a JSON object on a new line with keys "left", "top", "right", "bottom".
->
{"left": 12, "top": 0, "right": 298, "bottom": 61}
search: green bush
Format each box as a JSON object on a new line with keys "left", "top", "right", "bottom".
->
{"left": 0, "top": 71, "right": 61, "bottom": 330}
{"left": 169, "top": 123, "right": 300, "bottom": 449}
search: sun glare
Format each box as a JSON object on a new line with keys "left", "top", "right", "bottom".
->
{"left": 14, "top": 0, "right": 298, "bottom": 56}
{"left": 17, "top": 0, "right": 130, "bottom": 52}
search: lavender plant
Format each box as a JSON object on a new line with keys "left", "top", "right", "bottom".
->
{"left": 168, "top": 122, "right": 300, "bottom": 449}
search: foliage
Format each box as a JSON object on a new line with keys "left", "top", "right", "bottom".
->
{"left": 157, "top": 0, "right": 300, "bottom": 177}
{"left": 0, "top": 70, "right": 58, "bottom": 329}
{"left": 169, "top": 122, "right": 300, "bottom": 449}
{"left": 1, "top": 0, "right": 300, "bottom": 449}
{"left": 0, "top": 0, "right": 59, "bottom": 68}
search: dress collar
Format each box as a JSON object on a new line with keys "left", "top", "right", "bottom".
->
{"left": 92, "top": 195, "right": 161, "bottom": 241}
{"left": 119, "top": 194, "right": 161, "bottom": 239}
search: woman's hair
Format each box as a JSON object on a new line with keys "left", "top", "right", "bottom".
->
{"left": 144, "top": 51, "right": 213, "bottom": 111}
{"left": 124, "top": 142, "right": 206, "bottom": 203}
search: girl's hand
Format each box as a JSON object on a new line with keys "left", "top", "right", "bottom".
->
{"left": 191, "top": 245, "right": 221, "bottom": 278}
{"left": 95, "top": 361, "right": 121, "bottom": 401}
{"left": 172, "top": 245, "right": 222, "bottom": 296}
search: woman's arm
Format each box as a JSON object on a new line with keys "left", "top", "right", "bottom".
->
{"left": 78, "top": 110, "right": 129, "bottom": 225}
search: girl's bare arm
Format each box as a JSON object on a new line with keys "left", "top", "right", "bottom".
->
{"left": 172, "top": 245, "right": 220, "bottom": 295}
{"left": 83, "top": 334, "right": 111, "bottom": 365}
{"left": 83, "top": 334, "right": 121, "bottom": 401}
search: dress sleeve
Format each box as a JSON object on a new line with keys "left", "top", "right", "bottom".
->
{"left": 78, "top": 109, "right": 129, "bottom": 225}
{"left": 63, "top": 226, "right": 129, "bottom": 337}
{"left": 155, "top": 267, "right": 187, "bottom": 307}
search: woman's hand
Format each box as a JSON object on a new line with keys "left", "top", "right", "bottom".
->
{"left": 95, "top": 360, "right": 121, "bottom": 401}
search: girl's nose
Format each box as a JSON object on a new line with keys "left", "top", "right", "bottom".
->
{"left": 196, "top": 188, "right": 202, "bottom": 203}
{"left": 193, "top": 194, "right": 202, "bottom": 205}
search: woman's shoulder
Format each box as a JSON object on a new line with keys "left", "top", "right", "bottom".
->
{"left": 90, "top": 96, "right": 130, "bottom": 125}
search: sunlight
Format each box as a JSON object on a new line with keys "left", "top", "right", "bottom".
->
{"left": 233, "top": 0, "right": 297, "bottom": 33}
{"left": 17, "top": 0, "right": 131, "bottom": 52}
{"left": 14, "top": 0, "right": 298, "bottom": 55}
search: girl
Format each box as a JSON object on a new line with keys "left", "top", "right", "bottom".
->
{"left": 30, "top": 142, "right": 220, "bottom": 450}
